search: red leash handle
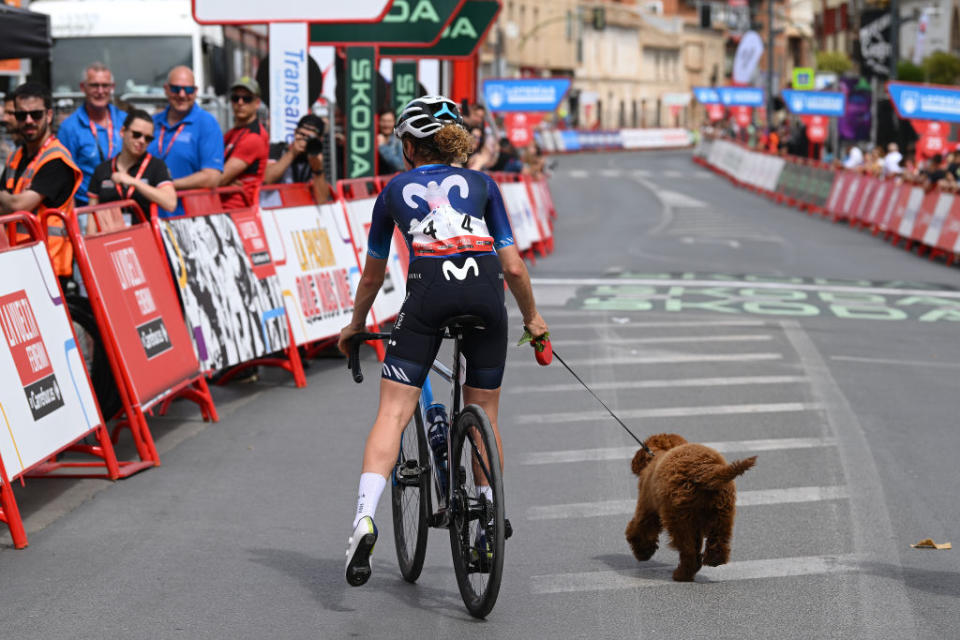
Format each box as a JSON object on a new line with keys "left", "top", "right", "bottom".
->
{"left": 519, "top": 328, "right": 552, "bottom": 366}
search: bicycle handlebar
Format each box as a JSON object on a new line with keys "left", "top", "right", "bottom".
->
{"left": 347, "top": 332, "right": 391, "bottom": 383}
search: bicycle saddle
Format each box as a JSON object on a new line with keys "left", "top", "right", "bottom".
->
{"left": 439, "top": 315, "right": 486, "bottom": 332}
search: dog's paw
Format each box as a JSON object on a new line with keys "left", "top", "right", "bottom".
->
{"left": 672, "top": 568, "right": 696, "bottom": 582}
{"left": 703, "top": 547, "right": 729, "bottom": 567}
{"left": 630, "top": 543, "right": 658, "bottom": 562}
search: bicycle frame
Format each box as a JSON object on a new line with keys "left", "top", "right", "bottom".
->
{"left": 416, "top": 328, "right": 466, "bottom": 528}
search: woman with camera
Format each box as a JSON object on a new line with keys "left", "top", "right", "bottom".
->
{"left": 263, "top": 114, "right": 331, "bottom": 204}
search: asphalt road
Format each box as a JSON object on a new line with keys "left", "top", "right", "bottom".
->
{"left": 2, "top": 150, "right": 959, "bottom": 639}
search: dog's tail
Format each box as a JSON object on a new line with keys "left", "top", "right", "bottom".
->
{"left": 696, "top": 456, "right": 757, "bottom": 489}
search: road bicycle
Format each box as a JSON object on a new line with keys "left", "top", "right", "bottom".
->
{"left": 347, "top": 316, "right": 507, "bottom": 618}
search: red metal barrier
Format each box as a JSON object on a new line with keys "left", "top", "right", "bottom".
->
{"left": 0, "top": 212, "right": 124, "bottom": 547}
{"left": 46, "top": 201, "right": 218, "bottom": 473}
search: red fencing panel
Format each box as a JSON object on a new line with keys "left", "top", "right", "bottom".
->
{"left": 933, "top": 194, "right": 960, "bottom": 261}
{"left": 849, "top": 176, "right": 879, "bottom": 227}
{"left": 921, "top": 191, "right": 956, "bottom": 254}
{"left": 65, "top": 201, "right": 218, "bottom": 468}
{"left": 861, "top": 180, "right": 896, "bottom": 230}
{"left": 0, "top": 213, "right": 122, "bottom": 548}
{"left": 892, "top": 186, "right": 927, "bottom": 244}
{"left": 874, "top": 182, "right": 907, "bottom": 235}
{"left": 824, "top": 171, "right": 852, "bottom": 219}
{"left": 907, "top": 189, "right": 945, "bottom": 250}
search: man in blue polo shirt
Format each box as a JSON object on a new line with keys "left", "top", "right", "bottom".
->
{"left": 147, "top": 65, "right": 224, "bottom": 217}
{"left": 57, "top": 62, "right": 127, "bottom": 206}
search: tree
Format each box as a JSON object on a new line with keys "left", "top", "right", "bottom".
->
{"left": 897, "top": 60, "right": 925, "bottom": 82}
{"left": 816, "top": 51, "right": 854, "bottom": 74}
{"left": 923, "top": 51, "right": 960, "bottom": 85}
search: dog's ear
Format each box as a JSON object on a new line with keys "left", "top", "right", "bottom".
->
{"left": 631, "top": 448, "right": 653, "bottom": 475}
{"left": 644, "top": 433, "right": 687, "bottom": 452}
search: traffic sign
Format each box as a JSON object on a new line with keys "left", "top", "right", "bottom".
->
{"left": 792, "top": 67, "right": 815, "bottom": 90}
{"left": 482, "top": 78, "right": 571, "bottom": 113}
{"left": 782, "top": 89, "right": 845, "bottom": 117}
{"left": 381, "top": 0, "right": 500, "bottom": 59}
{"left": 193, "top": 0, "right": 394, "bottom": 24}
{"left": 310, "top": 0, "right": 466, "bottom": 47}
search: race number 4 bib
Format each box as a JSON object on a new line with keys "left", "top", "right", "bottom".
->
{"left": 409, "top": 205, "right": 496, "bottom": 257}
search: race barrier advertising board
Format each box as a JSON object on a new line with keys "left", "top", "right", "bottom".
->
{"left": 536, "top": 128, "right": 692, "bottom": 154}
{"left": 57, "top": 201, "right": 218, "bottom": 470}
{"left": 0, "top": 213, "right": 122, "bottom": 548}
{"left": 158, "top": 207, "right": 292, "bottom": 373}
{"left": 261, "top": 188, "right": 359, "bottom": 346}
{"left": 695, "top": 138, "right": 960, "bottom": 267}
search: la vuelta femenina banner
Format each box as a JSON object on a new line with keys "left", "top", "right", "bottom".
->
{"left": 261, "top": 202, "right": 358, "bottom": 345}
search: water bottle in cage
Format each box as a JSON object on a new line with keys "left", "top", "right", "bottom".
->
{"left": 426, "top": 403, "right": 450, "bottom": 494}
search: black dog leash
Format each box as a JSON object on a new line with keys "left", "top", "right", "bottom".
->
{"left": 551, "top": 348, "right": 654, "bottom": 458}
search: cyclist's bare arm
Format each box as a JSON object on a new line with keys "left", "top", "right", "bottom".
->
{"left": 338, "top": 256, "right": 387, "bottom": 355}
{"left": 497, "top": 245, "right": 548, "bottom": 337}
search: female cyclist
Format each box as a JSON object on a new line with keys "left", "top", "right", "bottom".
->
{"left": 337, "top": 96, "right": 549, "bottom": 587}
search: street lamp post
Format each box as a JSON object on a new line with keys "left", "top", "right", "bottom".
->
{"left": 767, "top": 0, "right": 774, "bottom": 123}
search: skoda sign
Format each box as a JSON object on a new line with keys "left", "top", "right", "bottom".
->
{"left": 482, "top": 78, "right": 571, "bottom": 113}
{"left": 781, "top": 90, "right": 846, "bottom": 117}
{"left": 346, "top": 47, "right": 376, "bottom": 178}
{"left": 887, "top": 81, "right": 960, "bottom": 122}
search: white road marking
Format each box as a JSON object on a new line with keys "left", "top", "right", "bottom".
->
{"left": 518, "top": 437, "right": 836, "bottom": 465}
{"left": 531, "top": 276, "right": 960, "bottom": 300}
{"left": 516, "top": 401, "right": 821, "bottom": 424}
{"left": 599, "top": 169, "right": 623, "bottom": 178}
{"left": 657, "top": 191, "right": 707, "bottom": 208}
{"left": 782, "top": 320, "right": 919, "bottom": 638}
{"left": 662, "top": 170, "right": 684, "bottom": 178}
{"left": 526, "top": 486, "right": 847, "bottom": 520}
{"left": 514, "top": 353, "right": 784, "bottom": 369}
{"left": 567, "top": 169, "right": 590, "bottom": 178}
{"left": 551, "top": 334, "right": 774, "bottom": 346}
{"left": 508, "top": 374, "right": 806, "bottom": 394}
{"left": 543, "top": 319, "right": 769, "bottom": 330}
{"left": 831, "top": 355, "right": 960, "bottom": 370}
{"left": 529, "top": 555, "right": 857, "bottom": 594}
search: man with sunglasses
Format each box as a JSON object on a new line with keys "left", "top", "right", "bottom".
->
{"left": 220, "top": 77, "right": 269, "bottom": 210}
{"left": 0, "top": 82, "right": 83, "bottom": 281}
{"left": 57, "top": 62, "right": 126, "bottom": 206}
{"left": 147, "top": 65, "right": 224, "bottom": 217}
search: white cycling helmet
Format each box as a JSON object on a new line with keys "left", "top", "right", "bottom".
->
{"left": 394, "top": 95, "right": 464, "bottom": 139}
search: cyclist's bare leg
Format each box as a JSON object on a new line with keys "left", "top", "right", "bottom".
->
{"left": 463, "top": 385, "right": 503, "bottom": 483}
{"left": 361, "top": 378, "right": 423, "bottom": 477}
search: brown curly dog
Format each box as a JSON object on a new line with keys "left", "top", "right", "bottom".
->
{"left": 625, "top": 433, "right": 757, "bottom": 582}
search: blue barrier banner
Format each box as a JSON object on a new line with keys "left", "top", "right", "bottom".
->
{"left": 887, "top": 82, "right": 960, "bottom": 122}
{"left": 483, "top": 78, "right": 571, "bottom": 112}
{"left": 694, "top": 86, "right": 765, "bottom": 107}
{"left": 560, "top": 130, "right": 580, "bottom": 151}
{"left": 782, "top": 90, "right": 846, "bottom": 116}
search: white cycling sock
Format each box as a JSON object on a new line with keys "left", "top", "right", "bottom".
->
{"left": 353, "top": 472, "right": 387, "bottom": 529}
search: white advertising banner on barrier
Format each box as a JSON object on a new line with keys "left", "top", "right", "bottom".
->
{"left": 342, "top": 197, "right": 407, "bottom": 323}
{"left": 620, "top": 128, "right": 691, "bottom": 149}
{"left": 500, "top": 182, "right": 541, "bottom": 250}
{"left": 261, "top": 203, "right": 359, "bottom": 345}
{"left": 0, "top": 243, "right": 100, "bottom": 479}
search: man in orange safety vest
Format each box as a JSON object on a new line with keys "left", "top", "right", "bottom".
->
{"left": 0, "top": 82, "right": 82, "bottom": 281}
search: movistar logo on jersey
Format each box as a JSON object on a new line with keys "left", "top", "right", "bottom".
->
{"left": 442, "top": 257, "right": 479, "bottom": 281}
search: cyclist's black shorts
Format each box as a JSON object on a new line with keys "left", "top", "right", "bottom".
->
{"left": 382, "top": 253, "right": 507, "bottom": 390}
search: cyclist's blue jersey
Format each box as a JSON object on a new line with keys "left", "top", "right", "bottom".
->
{"left": 367, "top": 164, "right": 515, "bottom": 261}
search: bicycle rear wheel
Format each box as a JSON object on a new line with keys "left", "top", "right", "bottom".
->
{"left": 448, "top": 404, "right": 505, "bottom": 619}
{"left": 391, "top": 406, "right": 430, "bottom": 582}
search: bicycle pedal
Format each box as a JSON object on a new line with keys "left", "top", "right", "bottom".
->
{"left": 504, "top": 518, "right": 513, "bottom": 540}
